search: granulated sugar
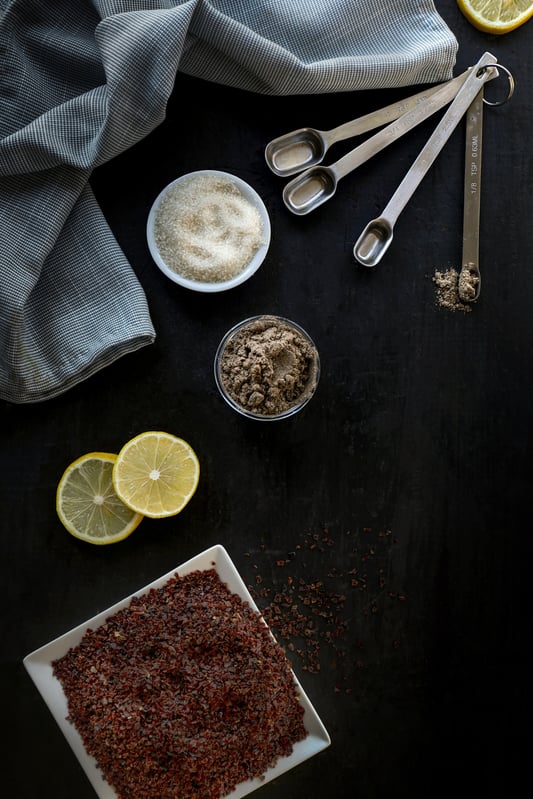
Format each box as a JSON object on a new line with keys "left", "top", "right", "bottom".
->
{"left": 153, "top": 173, "right": 265, "bottom": 283}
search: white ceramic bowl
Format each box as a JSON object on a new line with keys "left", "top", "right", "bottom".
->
{"left": 146, "top": 170, "right": 271, "bottom": 293}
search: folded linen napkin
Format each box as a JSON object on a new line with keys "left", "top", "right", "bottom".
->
{"left": 0, "top": 0, "right": 458, "bottom": 403}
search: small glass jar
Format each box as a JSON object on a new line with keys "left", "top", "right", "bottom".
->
{"left": 214, "top": 315, "right": 320, "bottom": 420}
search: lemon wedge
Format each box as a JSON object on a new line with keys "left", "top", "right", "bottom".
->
{"left": 457, "top": 0, "right": 533, "bottom": 33}
{"left": 112, "top": 431, "right": 200, "bottom": 518}
{"left": 56, "top": 452, "right": 143, "bottom": 544}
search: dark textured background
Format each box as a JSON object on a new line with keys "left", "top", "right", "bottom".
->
{"left": 3, "top": 3, "right": 532, "bottom": 797}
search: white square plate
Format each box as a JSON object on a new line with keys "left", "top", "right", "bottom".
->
{"left": 24, "top": 544, "right": 331, "bottom": 798}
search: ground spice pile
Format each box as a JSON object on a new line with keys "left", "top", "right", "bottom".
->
{"left": 433, "top": 267, "right": 472, "bottom": 312}
{"left": 244, "top": 527, "right": 406, "bottom": 693}
{"left": 218, "top": 316, "right": 319, "bottom": 416}
{"left": 52, "top": 569, "right": 306, "bottom": 799}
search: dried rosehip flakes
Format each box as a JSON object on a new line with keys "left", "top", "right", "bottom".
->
{"left": 245, "top": 526, "right": 407, "bottom": 686}
{"left": 52, "top": 569, "right": 306, "bottom": 799}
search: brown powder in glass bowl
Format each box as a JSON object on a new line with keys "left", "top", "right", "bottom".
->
{"left": 215, "top": 315, "right": 320, "bottom": 419}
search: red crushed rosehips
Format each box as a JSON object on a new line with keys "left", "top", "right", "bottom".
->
{"left": 52, "top": 569, "right": 306, "bottom": 799}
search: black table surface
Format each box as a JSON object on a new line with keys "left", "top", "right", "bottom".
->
{"left": 3, "top": 4, "right": 533, "bottom": 798}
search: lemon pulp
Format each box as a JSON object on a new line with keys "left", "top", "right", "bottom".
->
{"left": 456, "top": 0, "right": 533, "bottom": 33}
{"left": 112, "top": 432, "right": 200, "bottom": 519}
{"left": 56, "top": 452, "right": 143, "bottom": 544}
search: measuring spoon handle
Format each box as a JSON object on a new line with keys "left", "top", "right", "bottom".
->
{"left": 376, "top": 52, "right": 496, "bottom": 227}
{"left": 458, "top": 90, "right": 484, "bottom": 302}
{"left": 330, "top": 69, "right": 471, "bottom": 182}
{"left": 353, "top": 51, "right": 497, "bottom": 268}
{"left": 323, "top": 70, "right": 471, "bottom": 148}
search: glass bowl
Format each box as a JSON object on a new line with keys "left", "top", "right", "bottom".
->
{"left": 146, "top": 170, "right": 271, "bottom": 293}
{"left": 214, "top": 315, "right": 320, "bottom": 420}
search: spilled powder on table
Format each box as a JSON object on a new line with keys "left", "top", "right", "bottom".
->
{"left": 432, "top": 267, "right": 472, "bottom": 312}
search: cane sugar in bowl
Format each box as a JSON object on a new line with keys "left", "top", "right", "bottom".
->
{"left": 214, "top": 315, "right": 320, "bottom": 420}
{"left": 147, "top": 170, "right": 271, "bottom": 292}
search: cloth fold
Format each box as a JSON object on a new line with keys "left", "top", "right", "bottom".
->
{"left": 0, "top": 0, "right": 458, "bottom": 403}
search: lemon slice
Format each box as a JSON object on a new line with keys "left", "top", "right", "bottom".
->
{"left": 112, "top": 432, "right": 200, "bottom": 518}
{"left": 457, "top": 0, "right": 533, "bottom": 33}
{"left": 56, "top": 453, "right": 143, "bottom": 544}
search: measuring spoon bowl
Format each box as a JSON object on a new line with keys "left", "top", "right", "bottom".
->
{"left": 265, "top": 128, "right": 328, "bottom": 178}
{"left": 458, "top": 264, "right": 481, "bottom": 302}
{"left": 282, "top": 165, "right": 337, "bottom": 215}
{"left": 265, "top": 71, "right": 473, "bottom": 179}
{"left": 281, "top": 69, "right": 477, "bottom": 217}
{"left": 353, "top": 218, "right": 394, "bottom": 267}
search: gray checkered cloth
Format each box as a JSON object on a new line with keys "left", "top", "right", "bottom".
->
{"left": 0, "top": 0, "right": 457, "bottom": 403}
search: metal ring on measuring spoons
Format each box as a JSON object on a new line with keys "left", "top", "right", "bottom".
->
{"left": 478, "top": 64, "right": 515, "bottom": 106}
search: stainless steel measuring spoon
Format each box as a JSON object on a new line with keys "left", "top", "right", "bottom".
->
{"left": 281, "top": 69, "right": 472, "bottom": 216}
{"left": 456, "top": 62, "right": 514, "bottom": 301}
{"left": 458, "top": 88, "right": 484, "bottom": 302}
{"left": 265, "top": 72, "right": 470, "bottom": 178}
{"left": 353, "top": 51, "right": 498, "bottom": 268}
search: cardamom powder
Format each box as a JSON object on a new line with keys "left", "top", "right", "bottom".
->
{"left": 433, "top": 267, "right": 472, "bottom": 312}
{"left": 219, "top": 316, "right": 319, "bottom": 416}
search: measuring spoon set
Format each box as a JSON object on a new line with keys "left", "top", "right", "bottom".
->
{"left": 265, "top": 52, "right": 514, "bottom": 301}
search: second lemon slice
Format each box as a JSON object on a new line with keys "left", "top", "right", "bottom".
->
{"left": 112, "top": 431, "right": 200, "bottom": 518}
